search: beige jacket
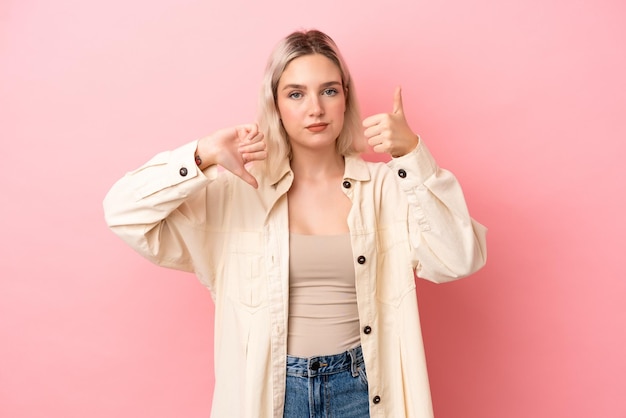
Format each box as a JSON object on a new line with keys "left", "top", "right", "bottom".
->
{"left": 103, "top": 139, "right": 487, "bottom": 418}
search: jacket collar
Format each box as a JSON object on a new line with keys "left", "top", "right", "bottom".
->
{"left": 267, "top": 157, "right": 292, "bottom": 187}
{"left": 343, "top": 153, "right": 370, "bottom": 182}
{"left": 268, "top": 153, "right": 370, "bottom": 188}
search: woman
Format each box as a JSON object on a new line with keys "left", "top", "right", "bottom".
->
{"left": 104, "top": 29, "right": 487, "bottom": 418}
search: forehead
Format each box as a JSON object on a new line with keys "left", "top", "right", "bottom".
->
{"left": 278, "top": 54, "right": 342, "bottom": 87}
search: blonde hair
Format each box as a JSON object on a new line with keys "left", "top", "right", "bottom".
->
{"left": 257, "top": 29, "right": 364, "bottom": 177}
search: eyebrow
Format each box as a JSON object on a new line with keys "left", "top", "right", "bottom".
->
{"left": 281, "top": 81, "right": 342, "bottom": 91}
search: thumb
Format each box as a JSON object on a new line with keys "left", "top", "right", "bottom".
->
{"left": 236, "top": 167, "right": 259, "bottom": 189}
{"left": 392, "top": 86, "right": 404, "bottom": 114}
{"left": 242, "top": 171, "right": 259, "bottom": 189}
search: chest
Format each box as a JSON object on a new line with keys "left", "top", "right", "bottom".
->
{"left": 287, "top": 180, "right": 352, "bottom": 234}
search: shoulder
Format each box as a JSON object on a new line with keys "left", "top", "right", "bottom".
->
{"left": 345, "top": 153, "right": 396, "bottom": 183}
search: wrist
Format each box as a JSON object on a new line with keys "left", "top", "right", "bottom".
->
{"left": 391, "top": 135, "right": 420, "bottom": 158}
{"left": 195, "top": 137, "right": 217, "bottom": 170}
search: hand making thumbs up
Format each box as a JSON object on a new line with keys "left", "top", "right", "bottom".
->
{"left": 362, "top": 87, "right": 420, "bottom": 157}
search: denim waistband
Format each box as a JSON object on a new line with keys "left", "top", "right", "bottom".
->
{"left": 286, "top": 345, "right": 364, "bottom": 378}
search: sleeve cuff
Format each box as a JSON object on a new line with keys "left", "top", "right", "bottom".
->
{"left": 132, "top": 140, "right": 214, "bottom": 199}
{"left": 167, "top": 139, "right": 218, "bottom": 182}
{"left": 387, "top": 137, "right": 438, "bottom": 187}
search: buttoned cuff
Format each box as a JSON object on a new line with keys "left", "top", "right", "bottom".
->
{"left": 173, "top": 139, "right": 201, "bottom": 176}
{"left": 387, "top": 137, "right": 438, "bottom": 189}
{"left": 174, "top": 140, "right": 219, "bottom": 182}
{"left": 132, "top": 140, "right": 216, "bottom": 199}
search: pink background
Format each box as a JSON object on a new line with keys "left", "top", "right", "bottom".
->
{"left": 2, "top": 0, "right": 625, "bottom": 417}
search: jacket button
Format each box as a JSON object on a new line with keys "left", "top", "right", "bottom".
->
{"left": 363, "top": 325, "right": 372, "bottom": 334}
{"left": 342, "top": 180, "right": 351, "bottom": 189}
{"left": 373, "top": 395, "right": 381, "bottom": 404}
{"left": 357, "top": 255, "right": 366, "bottom": 264}
{"left": 398, "top": 169, "right": 407, "bottom": 178}
{"left": 179, "top": 167, "right": 188, "bottom": 177}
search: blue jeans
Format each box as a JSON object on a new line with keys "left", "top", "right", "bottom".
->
{"left": 284, "top": 345, "right": 370, "bottom": 418}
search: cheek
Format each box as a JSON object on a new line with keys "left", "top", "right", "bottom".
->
{"left": 278, "top": 103, "right": 299, "bottom": 126}
{"left": 332, "top": 96, "right": 346, "bottom": 114}
{"left": 333, "top": 101, "right": 346, "bottom": 122}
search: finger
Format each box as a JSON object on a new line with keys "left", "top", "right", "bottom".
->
{"left": 371, "top": 142, "right": 388, "bottom": 154}
{"left": 241, "top": 172, "right": 259, "bottom": 189}
{"left": 362, "top": 114, "right": 384, "bottom": 129}
{"left": 239, "top": 137, "right": 265, "bottom": 160}
{"left": 246, "top": 132, "right": 264, "bottom": 144}
{"left": 234, "top": 167, "right": 259, "bottom": 189}
{"left": 239, "top": 123, "right": 258, "bottom": 134}
{"left": 241, "top": 150, "right": 268, "bottom": 163}
{"left": 239, "top": 139, "right": 266, "bottom": 154}
{"left": 363, "top": 125, "right": 380, "bottom": 140}
{"left": 236, "top": 124, "right": 259, "bottom": 141}
{"left": 367, "top": 133, "right": 385, "bottom": 148}
{"left": 392, "top": 86, "right": 404, "bottom": 114}
{"left": 239, "top": 142, "right": 265, "bottom": 153}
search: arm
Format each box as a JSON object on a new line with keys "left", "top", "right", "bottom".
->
{"left": 103, "top": 140, "right": 215, "bottom": 271}
{"left": 103, "top": 125, "right": 267, "bottom": 271}
{"left": 363, "top": 87, "right": 487, "bottom": 282}
{"left": 388, "top": 141, "right": 487, "bottom": 282}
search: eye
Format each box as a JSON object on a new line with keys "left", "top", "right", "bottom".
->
{"left": 288, "top": 91, "right": 303, "bottom": 99}
{"left": 322, "top": 88, "right": 339, "bottom": 96}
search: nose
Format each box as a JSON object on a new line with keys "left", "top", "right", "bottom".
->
{"left": 308, "top": 95, "right": 324, "bottom": 117}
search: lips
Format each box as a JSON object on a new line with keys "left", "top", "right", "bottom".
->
{"left": 306, "top": 123, "right": 329, "bottom": 132}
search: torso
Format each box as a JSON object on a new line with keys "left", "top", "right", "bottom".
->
{"left": 287, "top": 232, "right": 360, "bottom": 357}
{"left": 286, "top": 159, "right": 357, "bottom": 356}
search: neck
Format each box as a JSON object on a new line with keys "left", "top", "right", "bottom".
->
{"left": 290, "top": 146, "right": 344, "bottom": 181}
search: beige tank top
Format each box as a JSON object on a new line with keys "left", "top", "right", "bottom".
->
{"left": 287, "top": 233, "right": 361, "bottom": 357}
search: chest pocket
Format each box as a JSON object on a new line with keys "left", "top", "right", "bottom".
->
{"left": 225, "top": 231, "right": 268, "bottom": 310}
{"left": 375, "top": 223, "right": 415, "bottom": 307}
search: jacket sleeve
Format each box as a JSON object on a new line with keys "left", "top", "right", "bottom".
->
{"left": 387, "top": 140, "right": 487, "bottom": 283}
{"left": 103, "top": 140, "right": 220, "bottom": 273}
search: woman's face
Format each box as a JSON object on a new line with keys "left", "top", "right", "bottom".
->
{"left": 276, "top": 54, "right": 346, "bottom": 154}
